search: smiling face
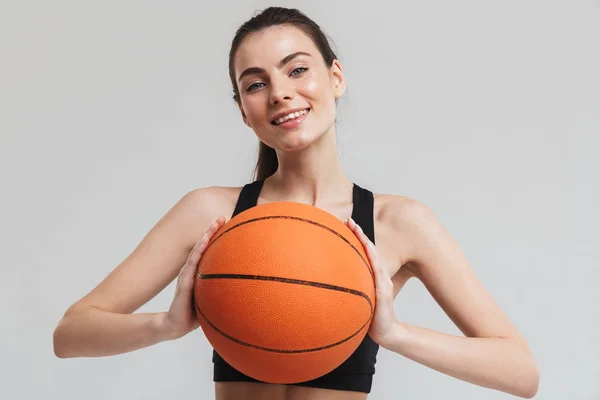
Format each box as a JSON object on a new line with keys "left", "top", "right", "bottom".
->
{"left": 233, "top": 25, "right": 346, "bottom": 152}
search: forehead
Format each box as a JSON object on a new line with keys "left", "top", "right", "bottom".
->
{"left": 234, "top": 25, "right": 318, "bottom": 76}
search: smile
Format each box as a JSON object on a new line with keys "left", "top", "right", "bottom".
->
{"left": 272, "top": 108, "right": 310, "bottom": 125}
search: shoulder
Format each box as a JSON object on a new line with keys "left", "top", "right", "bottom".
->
{"left": 373, "top": 193, "right": 443, "bottom": 274}
{"left": 374, "top": 192, "right": 436, "bottom": 232}
{"left": 168, "top": 185, "right": 243, "bottom": 242}
{"left": 180, "top": 185, "right": 242, "bottom": 214}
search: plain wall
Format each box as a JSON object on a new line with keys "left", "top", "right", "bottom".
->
{"left": 1, "top": 0, "right": 598, "bottom": 398}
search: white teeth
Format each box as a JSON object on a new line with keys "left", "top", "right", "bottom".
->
{"left": 274, "top": 109, "right": 308, "bottom": 125}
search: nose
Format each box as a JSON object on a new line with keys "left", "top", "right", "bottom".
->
{"left": 269, "top": 75, "right": 294, "bottom": 105}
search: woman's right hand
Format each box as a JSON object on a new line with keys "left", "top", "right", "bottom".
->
{"left": 161, "top": 214, "right": 226, "bottom": 340}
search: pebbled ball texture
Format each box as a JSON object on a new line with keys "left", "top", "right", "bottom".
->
{"left": 194, "top": 201, "right": 375, "bottom": 384}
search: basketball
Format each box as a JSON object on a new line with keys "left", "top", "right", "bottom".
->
{"left": 193, "top": 201, "right": 375, "bottom": 384}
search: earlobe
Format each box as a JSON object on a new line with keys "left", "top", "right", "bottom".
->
{"left": 239, "top": 106, "right": 251, "bottom": 128}
{"left": 243, "top": 116, "right": 251, "bottom": 128}
{"left": 333, "top": 76, "right": 346, "bottom": 98}
{"left": 331, "top": 59, "right": 346, "bottom": 98}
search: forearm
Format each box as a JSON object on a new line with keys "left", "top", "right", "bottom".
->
{"left": 53, "top": 307, "right": 172, "bottom": 358}
{"left": 385, "top": 321, "right": 539, "bottom": 398}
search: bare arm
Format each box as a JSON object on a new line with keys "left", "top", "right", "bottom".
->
{"left": 388, "top": 199, "right": 539, "bottom": 397}
{"left": 53, "top": 308, "right": 170, "bottom": 358}
{"left": 53, "top": 187, "right": 227, "bottom": 358}
{"left": 348, "top": 198, "right": 539, "bottom": 398}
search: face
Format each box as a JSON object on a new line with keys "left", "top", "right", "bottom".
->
{"left": 233, "top": 25, "right": 345, "bottom": 152}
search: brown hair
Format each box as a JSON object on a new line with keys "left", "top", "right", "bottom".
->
{"left": 228, "top": 7, "right": 339, "bottom": 181}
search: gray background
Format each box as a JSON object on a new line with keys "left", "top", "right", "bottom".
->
{"left": 1, "top": 0, "right": 598, "bottom": 399}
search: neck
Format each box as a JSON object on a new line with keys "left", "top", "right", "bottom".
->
{"left": 264, "top": 129, "right": 353, "bottom": 206}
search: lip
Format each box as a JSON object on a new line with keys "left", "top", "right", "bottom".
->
{"left": 270, "top": 107, "right": 311, "bottom": 124}
{"left": 273, "top": 110, "right": 309, "bottom": 130}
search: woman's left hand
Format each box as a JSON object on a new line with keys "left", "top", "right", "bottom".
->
{"left": 346, "top": 217, "right": 408, "bottom": 348}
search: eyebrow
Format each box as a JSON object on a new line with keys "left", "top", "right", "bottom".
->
{"left": 237, "top": 51, "right": 312, "bottom": 83}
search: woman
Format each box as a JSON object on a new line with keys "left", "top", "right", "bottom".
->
{"left": 53, "top": 7, "right": 539, "bottom": 399}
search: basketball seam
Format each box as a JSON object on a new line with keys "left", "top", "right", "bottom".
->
{"left": 199, "top": 273, "right": 373, "bottom": 304}
{"left": 206, "top": 215, "right": 374, "bottom": 278}
{"left": 196, "top": 215, "right": 375, "bottom": 354}
{"left": 194, "top": 276, "right": 373, "bottom": 353}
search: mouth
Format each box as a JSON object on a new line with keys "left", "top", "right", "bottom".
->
{"left": 271, "top": 108, "right": 310, "bottom": 125}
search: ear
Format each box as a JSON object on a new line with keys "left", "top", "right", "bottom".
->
{"left": 239, "top": 104, "right": 252, "bottom": 128}
{"left": 330, "top": 59, "right": 346, "bottom": 99}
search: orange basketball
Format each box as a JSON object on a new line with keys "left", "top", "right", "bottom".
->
{"left": 193, "top": 201, "right": 375, "bottom": 384}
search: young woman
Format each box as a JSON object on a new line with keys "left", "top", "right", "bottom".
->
{"left": 53, "top": 7, "right": 539, "bottom": 400}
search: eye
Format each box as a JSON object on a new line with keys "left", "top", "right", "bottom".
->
{"left": 291, "top": 67, "right": 308, "bottom": 76}
{"left": 246, "top": 82, "right": 265, "bottom": 92}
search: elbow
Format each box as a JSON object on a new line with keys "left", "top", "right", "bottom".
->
{"left": 515, "top": 354, "right": 540, "bottom": 398}
{"left": 52, "top": 307, "right": 82, "bottom": 359}
{"left": 52, "top": 320, "right": 71, "bottom": 358}
{"left": 522, "top": 366, "right": 540, "bottom": 398}
{"left": 53, "top": 330, "right": 65, "bottom": 358}
{"left": 518, "top": 380, "right": 539, "bottom": 399}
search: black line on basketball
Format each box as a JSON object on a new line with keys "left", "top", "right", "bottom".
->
{"left": 205, "top": 215, "right": 374, "bottom": 278}
{"left": 194, "top": 281, "right": 373, "bottom": 354}
{"left": 199, "top": 273, "right": 373, "bottom": 310}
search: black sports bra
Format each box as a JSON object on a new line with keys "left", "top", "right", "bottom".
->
{"left": 212, "top": 180, "right": 379, "bottom": 393}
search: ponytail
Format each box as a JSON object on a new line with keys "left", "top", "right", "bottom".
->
{"left": 254, "top": 142, "right": 278, "bottom": 181}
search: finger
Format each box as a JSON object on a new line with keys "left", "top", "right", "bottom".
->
{"left": 184, "top": 234, "right": 207, "bottom": 270}
{"left": 180, "top": 234, "right": 211, "bottom": 289}
{"left": 346, "top": 221, "right": 393, "bottom": 301}
{"left": 177, "top": 235, "right": 205, "bottom": 286}
{"left": 203, "top": 215, "right": 226, "bottom": 242}
{"left": 347, "top": 218, "right": 369, "bottom": 258}
{"left": 345, "top": 216, "right": 356, "bottom": 230}
{"left": 190, "top": 214, "right": 225, "bottom": 259}
{"left": 183, "top": 246, "right": 202, "bottom": 288}
{"left": 347, "top": 217, "right": 372, "bottom": 252}
{"left": 181, "top": 227, "right": 212, "bottom": 276}
{"left": 187, "top": 214, "right": 226, "bottom": 273}
{"left": 346, "top": 218, "right": 379, "bottom": 276}
{"left": 351, "top": 221, "right": 391, "bottom": 284}
{"left": 176, "top": 215, "right": 225, "bottom": 290}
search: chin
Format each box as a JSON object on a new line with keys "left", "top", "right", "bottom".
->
{"left": 276, "top": 129, "right": 325, "bottom": 152}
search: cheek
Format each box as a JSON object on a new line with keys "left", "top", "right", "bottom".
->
{"left": 242, "top": 99, "right": 266, "bottom": 123}
{"left": 303, "top": 75, "right": 335, "bottom": 109}
{"left": 304, "top": 79, "right": 320, "bottom": 97}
